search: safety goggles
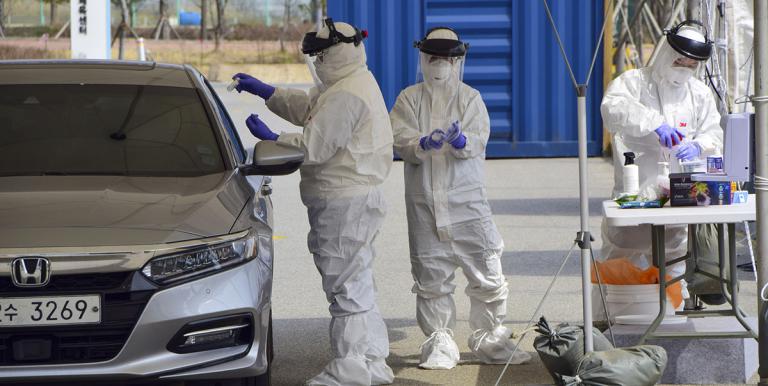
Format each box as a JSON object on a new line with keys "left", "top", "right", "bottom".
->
{"left": 672, "top": 57, "right": 699, "bottom": 69}
{"left": 311, "top": 49, "right": 329, "bottom": 64}
{"left": 428, "top": 55, "right": 459, "bottom": 64}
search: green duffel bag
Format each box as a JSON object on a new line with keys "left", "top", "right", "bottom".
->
{"left": 686, "top": 223, "right": 731, "bottom": 305}
{"left": 558, "top": 345, "right": 668, "bottom": 386}
{"left": 534, "top": 316, "right": 614, "bottom": 381}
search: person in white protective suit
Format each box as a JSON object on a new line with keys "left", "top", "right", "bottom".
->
{"left": 600, "top": 21, "right": 722, "bottom": 290}
{"left": 231, "top": 18, "right": 394, "bottom": 386}
{"left": 390, "top": 27, "right": 532, "bottom": 370}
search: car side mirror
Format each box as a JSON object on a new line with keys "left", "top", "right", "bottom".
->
{"left": 239, "top": 141, "right": 304, "bottom": 176}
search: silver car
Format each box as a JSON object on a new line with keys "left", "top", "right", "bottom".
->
{"left": 0, "top": 60, "right": 304, "bottom": 385}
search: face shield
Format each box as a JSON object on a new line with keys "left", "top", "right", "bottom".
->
{"left": 652, "top": 21, "right": 712, "bottom": 88}
{"left": 654, "top": 44, "right": 699, "bottom": 87}
{"left": 302, "top": 18, "right": 367, "bottom": 90}
{"left": 416, "top": 52, "right": 465, "bottom": 84}
{"left": 414, "top": 28, "right": 468, "bottom": 85}
{"left": 304, "top": 49, "right": 329, "bottom": 90}
{"left": 413, "top": 27, "right": 469, "bottom": 133}
{"left": 666, "top": 21, "right": 713, "bottom": 61}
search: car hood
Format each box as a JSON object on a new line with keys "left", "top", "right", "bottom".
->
{"left": 0, "top": 172, "right": 250, "bottom": 248}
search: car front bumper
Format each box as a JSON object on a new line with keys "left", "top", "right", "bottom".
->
{"left": 0, "top": 257, "right": 272, "bottom": 382}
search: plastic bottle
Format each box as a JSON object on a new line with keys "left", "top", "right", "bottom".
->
{"left": 227, "top": 78, "right": 239, "bottom": 92}
{"left": 657, "top": 161, "right": 670, "bottom": 198}
{"left": 623, "top": 152, "right": 639, "bottom": 196}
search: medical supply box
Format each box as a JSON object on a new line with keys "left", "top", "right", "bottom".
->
{"left": 670, "top": 173, "right": 732, "bottom": 207}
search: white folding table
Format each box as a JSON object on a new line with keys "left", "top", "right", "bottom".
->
{"left": 602, "top": 196, "right": 758, "bottom": 343}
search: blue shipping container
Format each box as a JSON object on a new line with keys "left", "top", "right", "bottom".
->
{"left": 328, "top": 0, "right": 604, "bottom": 158}
{"left": 179, "top": 11, "right": 202, "bottom": 26}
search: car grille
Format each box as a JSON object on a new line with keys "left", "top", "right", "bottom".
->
{"left": 0, "top": 271, "right": 132, "bottom": 293}
{"left": 0, "top": 272, "right": 155, "bottom": 365}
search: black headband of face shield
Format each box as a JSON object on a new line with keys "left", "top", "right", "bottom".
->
{"left": 664, "top": 20, "right": 713, "bottom": 61}
{"left": 301, "top": 18, "right": 367, "bottom": 56}
{"left": 413, "top": 26, "right": 469, "bottom": 57}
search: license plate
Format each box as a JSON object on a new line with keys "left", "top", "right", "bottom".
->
{"left": 0, "top": 295, "right": 101, "bottom": 327}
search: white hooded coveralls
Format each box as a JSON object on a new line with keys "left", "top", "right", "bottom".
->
{"left": 266, "top": 22, "right": 394, "bottom": 386}
{"left": 391, "top": 29, "right": 528, "bottom": 366}
{"left": 600, "top": 34, "right": 723, "bottom": 275}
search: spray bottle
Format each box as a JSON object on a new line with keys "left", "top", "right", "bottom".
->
{"left": 623, "top": 152, "right": 639, "bottom": 196}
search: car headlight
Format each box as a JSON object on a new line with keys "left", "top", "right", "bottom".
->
{"left": 141, "top": 235, "right": 257, "bottom": 285}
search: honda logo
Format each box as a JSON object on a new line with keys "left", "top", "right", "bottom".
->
{"left": 11, "top": 258, "right": 51, "bottom": 287}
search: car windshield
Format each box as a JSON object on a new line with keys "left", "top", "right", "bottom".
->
{"left": 0, "top": 84, "right": 225, "bottom": 177}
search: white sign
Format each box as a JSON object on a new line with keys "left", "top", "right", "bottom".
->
{"left": 70, "top": 0, "right": 111, "bottom": 59}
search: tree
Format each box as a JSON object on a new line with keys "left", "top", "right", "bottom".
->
{"left": 200, "top": 0, "right": 207, "bottom": 41}
{"left": 151, "top": 0, "right": 180, "bottom": 40}
{"left": 128, "top": 0, "right": 147, "bottom": 28}
{"left": 213, "top": 0, "right": 228, "bottom": 51}
{"left": 299, "top": 0, "right": 326, "bottom": 25}
{"left": 279, "top": 0, "right": 299, "bottom": 53}
{"left": 109, "top": 0, "right": 146, "bottom": 29}
{"left": 111, "top": 0, "right": 146, "bottom": 28}
{"left": 44, "top": 0, "right": 67, "bottom": 26}
{"left": 0, "top": 0, "right": 5, "bottom": 38}
{"left": 110, "top": 0, "right": 142, "bottom": 59}
{"left": 158, "top": 0, "right": 170, "bottom": 39}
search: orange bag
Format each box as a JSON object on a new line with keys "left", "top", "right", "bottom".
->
{"left": 590, "top": 258, "right": 683, "bottom": 309}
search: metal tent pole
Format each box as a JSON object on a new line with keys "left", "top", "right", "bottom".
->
{"left": 577, "top": 85, "right": 593, "bottom": 352}
{"left": 540, "top": 0, "right": 613, "bottom": 354}
{"left": 496, "top": 2, "right": 618, "bottom": 380}
{"left": 754, "top": 0, "right": 768, "bottom": 384}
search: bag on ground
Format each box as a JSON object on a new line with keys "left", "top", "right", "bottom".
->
{"left": 533, "top": 316, "right": 614, "bottom": 381}
{"left": 686, "top": 223, "right": 730, "bottom": 305}
{"left": 558, "top": 345, "right": 668, "bottom": 386}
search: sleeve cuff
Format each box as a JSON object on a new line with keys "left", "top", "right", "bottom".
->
{"left": 277, "top": 132, "right": 303, "bottom": 148}
{"left": 648, "top": 114, "right": 666, "bottom": 135}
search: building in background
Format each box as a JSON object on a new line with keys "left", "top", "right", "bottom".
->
{"left": 329, "top": 0, "right": 605, "bottom": 158}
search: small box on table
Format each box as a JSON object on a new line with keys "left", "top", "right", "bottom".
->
{"left": 670, "top": 173, "right": 731, "bottom": 207}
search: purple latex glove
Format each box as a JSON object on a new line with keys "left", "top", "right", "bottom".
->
{"left": 233, "top": 73, "right": 275, "bottom": 100}
{"left": 246, "top": 114, "right": 279, "bottom": 141}
{"left": 654, "top": 123, "right": 685, "bottom": 148}
{"left": 443, "top": 121, "right": 467, "bottom": 149}
{"left": 675, "top": 141, "right": 701, "bottom": 161}
{"left": 420, "top": 128, "right": 445, "bottom": 151}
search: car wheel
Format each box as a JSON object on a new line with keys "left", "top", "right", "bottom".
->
{"left": 187, "top": 311, "right": 273, "bottom": 386}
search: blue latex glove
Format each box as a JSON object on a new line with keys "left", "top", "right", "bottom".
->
{"left": 420, "top": 128, "right": 445, "bottom": 151}
{"left": 676, "top": 141, "right": 701, "bottom": 161}
{"left": 233, "top": 73, "right": 275, "bottom": 100}
{"left": 443, "top": 121, "right": 466, "bottom": 149}
{"left": 246, "top": 114, "right": 279, "bottom": 141}
{"left": 654, "top": 123, "right": 685, "bottom": 148}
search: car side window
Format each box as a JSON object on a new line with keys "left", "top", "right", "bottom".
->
{"left": 204, "top": 78, "right": 246, "bottom": 163}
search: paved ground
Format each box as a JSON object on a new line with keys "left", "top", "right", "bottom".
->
{"left": 214, "top": 83, "right": 760, "bottom": 385}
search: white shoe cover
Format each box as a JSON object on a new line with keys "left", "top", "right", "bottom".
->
{"left": 418, "top": 329, "right": 460, "bottom": 370}
{"left": 368, "top": 358, "right": 394, "bottom": 385}
{"left": 468, "top": 325, "right": 532, "bottom": 365}
{"left": 305, "top": 357, "right": 371, "bottom": 386}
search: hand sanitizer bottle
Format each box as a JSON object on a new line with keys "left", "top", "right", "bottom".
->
{"left": 623, "top": 152, "right": 639, "bottom": 196}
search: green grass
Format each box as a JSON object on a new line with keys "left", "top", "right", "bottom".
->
{"left": 0, "top": 44, "right": 59, "bottom": 60}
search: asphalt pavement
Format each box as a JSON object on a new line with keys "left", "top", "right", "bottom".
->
{"left": 213, "top": 83, "right": 760, "bottom": 385}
